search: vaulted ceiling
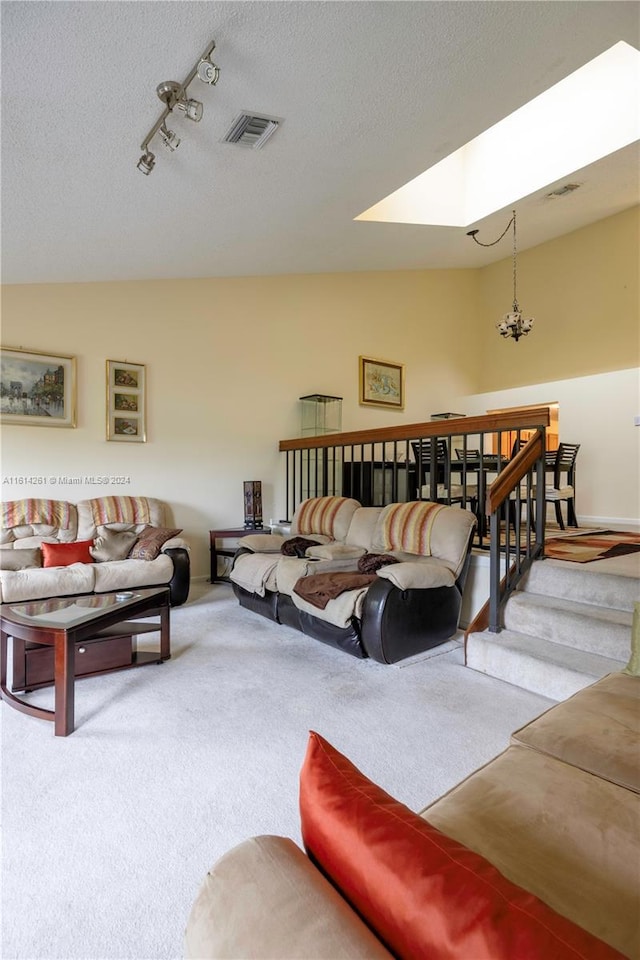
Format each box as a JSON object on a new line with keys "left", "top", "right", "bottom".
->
{"left": 2, "top": 1, "right": 638, "bottom": 284}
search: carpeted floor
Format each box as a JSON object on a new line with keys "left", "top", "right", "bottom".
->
{"left": 1, "top": 583, "right": 555, "bottom": 960}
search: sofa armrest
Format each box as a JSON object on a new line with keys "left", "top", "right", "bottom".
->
{"left": 237, "top": 534, "right": 286, "bottom": 553}
{"left": 184, "top": 835, "right": 393, "bottom": 960}
{"left": 160, "top": 537, "right": 190, "bottom": 552}
{"left": 376, "top": 559, "right": 456, "bottom": 590}
{"left": 163, "top": 547, "right": 190, "bottom": 606}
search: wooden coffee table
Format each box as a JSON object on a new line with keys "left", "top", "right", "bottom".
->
{"left": 0, "top": 587, "right": 170, "bottom": 736}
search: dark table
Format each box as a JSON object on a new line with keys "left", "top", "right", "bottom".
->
{"left": 0, "top": 587, "right": 170, "bottom": 736}
{"left": 209, "top": 527, "right": 270, "bottom": 582}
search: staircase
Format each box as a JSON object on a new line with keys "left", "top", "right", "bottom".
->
{"left": 466, "top": 559, "right": 639, "bottom": 701}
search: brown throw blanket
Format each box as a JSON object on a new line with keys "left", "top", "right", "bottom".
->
{"left": 293, "top": 572, "right": 376, "bottom": 610}
{"left": 281, "top": 536, "right": 322, "bottom": 558}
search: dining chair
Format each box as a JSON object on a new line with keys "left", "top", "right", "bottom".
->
{"left": 542, "top": 442, "right": 580, "bottom": 529}
{"left": 411, "top": 439, "right": 477, "bottom": 514}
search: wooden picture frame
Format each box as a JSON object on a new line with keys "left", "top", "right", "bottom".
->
{"left": 0, "top": 346, "right": 77, "bottom": 428}
{"left": 106, "top": 360, "right": 146, "bottom": 442}
{"left": 359, "top": 356, "right": 404, "bottom": 409}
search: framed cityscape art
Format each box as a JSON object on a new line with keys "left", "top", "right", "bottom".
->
{"left": 359, "top": 355, "right": 404, "bottom": 409}
{"left": 106, "top": 359, "right": 146, "bottom": 442}
{"left": 0, "top": 346, "right": 77, "bottom": 428}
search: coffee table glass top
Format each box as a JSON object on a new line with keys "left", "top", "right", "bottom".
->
{"left": 1, "top": 587, "right": 168, "bottom": 630}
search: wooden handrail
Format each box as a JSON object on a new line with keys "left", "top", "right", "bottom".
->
{"left": 488, "top": 429, "right": 545, "bottom": 513}
{"left": 279, "top": 408, "right": 551, "bottom": 451}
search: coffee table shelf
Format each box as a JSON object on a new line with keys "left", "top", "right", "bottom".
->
{"left": 13, "top": 620, "right": 166, "bottom": 693}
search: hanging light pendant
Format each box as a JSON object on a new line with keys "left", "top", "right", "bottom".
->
{"left": 467, "top": 209, "right": 534, "bottom": 342}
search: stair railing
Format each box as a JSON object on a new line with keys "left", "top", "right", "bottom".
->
{"left": 279, "top": 409, "right": 550, "bottom": 631}
{"left": 486, "top": 429, "right": 546, "bottom": 632}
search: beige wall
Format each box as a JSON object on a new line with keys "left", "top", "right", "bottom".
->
{"left": 477, "top": 207, "right": 639, "bottom": 391}
{"left": 459, "top": 367, "right": 640, "bottom": 527}
{"left": 2, "top": 208, "right": 638, "bottom": 577}
{"left": 1, "top": 270, "right": 480, "bottom": 577}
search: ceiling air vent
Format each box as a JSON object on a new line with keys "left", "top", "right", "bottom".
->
{"left": 545, "top": 183, "right": 582, "bottom": 199}
{"left": 222, "top": 112, "right": 280, "bottom": 149}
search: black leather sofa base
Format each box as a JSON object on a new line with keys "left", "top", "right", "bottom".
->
{"left": 231, "top": 545, "right": 471, "bottom": 665}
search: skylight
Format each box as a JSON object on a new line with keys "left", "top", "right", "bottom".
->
{"left": 356, "top": 41, "right": 640, "bottom": 228}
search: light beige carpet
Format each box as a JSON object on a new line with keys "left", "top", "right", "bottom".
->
{"left": 2, "top": 582, "right": 555, "bottom": 960}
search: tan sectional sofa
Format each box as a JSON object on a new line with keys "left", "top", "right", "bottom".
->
{"left": 230, "top": 496, "right": 476, "bottom": 663}
{"left": 0, "top": 496, "right": 190, "bottom": 606}
{"left": 184, "top": 671, "right": 639, "bottom": 959}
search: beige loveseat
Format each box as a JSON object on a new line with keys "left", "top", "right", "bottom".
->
{"left": 184, "top": 671, "right": 639, "bottom": 959}
{"left": 0, "top": 496, "right": 190, "bottom": 606}
{"left": 230, "top": 496, "right": 476, "bottom": 663}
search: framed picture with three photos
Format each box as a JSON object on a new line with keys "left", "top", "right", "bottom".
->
{"left": 106, "top": 360, "right": 146, "bottom": 442}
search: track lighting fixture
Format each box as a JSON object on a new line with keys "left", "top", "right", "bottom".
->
{"left": 137, "top": 40, "right": 219, "bottom": 174}
{"left": 467, "top": 209, "right": 534, "bottom": 343}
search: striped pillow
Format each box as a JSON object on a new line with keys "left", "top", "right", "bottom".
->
{"left": 295, "top": 497, "right": 351, "bottom": 538}
{"left": 381, "top": 501, "right": 444, "bottom": 555}
{"left": 88, "top": 496, "right": 151, "bottom": 526}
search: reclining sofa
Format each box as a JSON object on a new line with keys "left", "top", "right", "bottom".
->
{"left": 0, "top": 496, "right": 190, "bottom": 606}
{"left": 230, "top": 496, "right": 476, "bottom": 664}
{"left": 184, "top": 670, "right": 640, "bottom": 959}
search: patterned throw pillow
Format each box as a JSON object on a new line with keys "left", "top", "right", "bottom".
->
{"left": 128, "top": 526, "right": 182, "bottom": 561}
{"left": 90, "top": 528, "right": 139, "bottom": 562}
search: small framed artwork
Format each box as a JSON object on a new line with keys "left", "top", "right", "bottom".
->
{"left": 106, "top": 360, "right": 146, "bottom": 442}
{"left": 359, "top": 356, "right": 404, "bottom": 409}
{"left": 0, "top": 346, "right": 77, "bottom": 428}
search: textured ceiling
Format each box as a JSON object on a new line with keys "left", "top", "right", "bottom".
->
{"left": 2, "top": 1, "right": 639, "bottom": 284}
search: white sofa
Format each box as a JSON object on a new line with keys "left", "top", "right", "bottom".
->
{"left": 0, "top": 496, "right": 190, "bottom": 606}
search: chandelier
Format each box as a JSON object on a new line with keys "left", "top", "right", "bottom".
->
{"left": 467, "top": 209, "right": 534, "bottom": 342}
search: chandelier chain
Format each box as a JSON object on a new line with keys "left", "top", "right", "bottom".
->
{"left": 512, "top": 210, "right": 518, "bottom": 309}
{"left": 467, "top": 214, "right": 515, "bottom": 247}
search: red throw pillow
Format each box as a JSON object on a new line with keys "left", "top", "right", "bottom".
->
{"left": 41, "top": 540, "right": 94, "bottom": 568}
{"left": 299, "top": 732, "right": 623, "bottom": 960}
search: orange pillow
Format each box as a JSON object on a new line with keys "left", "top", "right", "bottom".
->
{"left": 299, "top": 732, "right": 623, "bottom": 960}
{"left": 41, "top": 540, "right": 94, "bottom": 568}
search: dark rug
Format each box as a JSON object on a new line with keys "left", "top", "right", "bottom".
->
{"left": 544, "top": 530, "right": 640, "bottom": 563}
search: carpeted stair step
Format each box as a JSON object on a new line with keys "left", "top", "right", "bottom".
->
{"left": 465, "top": 629, "right": 624, "bottom": 701}
{"left": 519, "top": 560, "right": 639, "bottom": 611}
{"left": 503, "top": 592, "right": 632, "bottom": 661}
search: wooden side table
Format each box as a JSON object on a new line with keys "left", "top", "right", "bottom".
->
{"left": 209, "top": 527, "right": 270, "bottom": 583}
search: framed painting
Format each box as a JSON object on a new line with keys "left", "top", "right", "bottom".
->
{"left": 0, "top": 346, "right": 77, "bottom": 428}
{"left": 106, "top": 360, "right": 146, "bottom": 442}
{"left": 359, "top": 356, "right": 404, "bottom": 409}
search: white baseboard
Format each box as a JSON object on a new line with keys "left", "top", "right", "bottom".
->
{"left": 578, "top": 515, "right": 640, "bottom": 532}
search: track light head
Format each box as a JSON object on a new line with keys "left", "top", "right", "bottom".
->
{"left": 160, "top": 124, "right": 181, "bottom": 151}
{"left": 137, "top": 151, "right": 156, "bottom": 175}
{"left": 197, "top": 57, "right": 220, "bottom": 85}
{"left": 177, "top": 98, "right": 203, "bottom": 122}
